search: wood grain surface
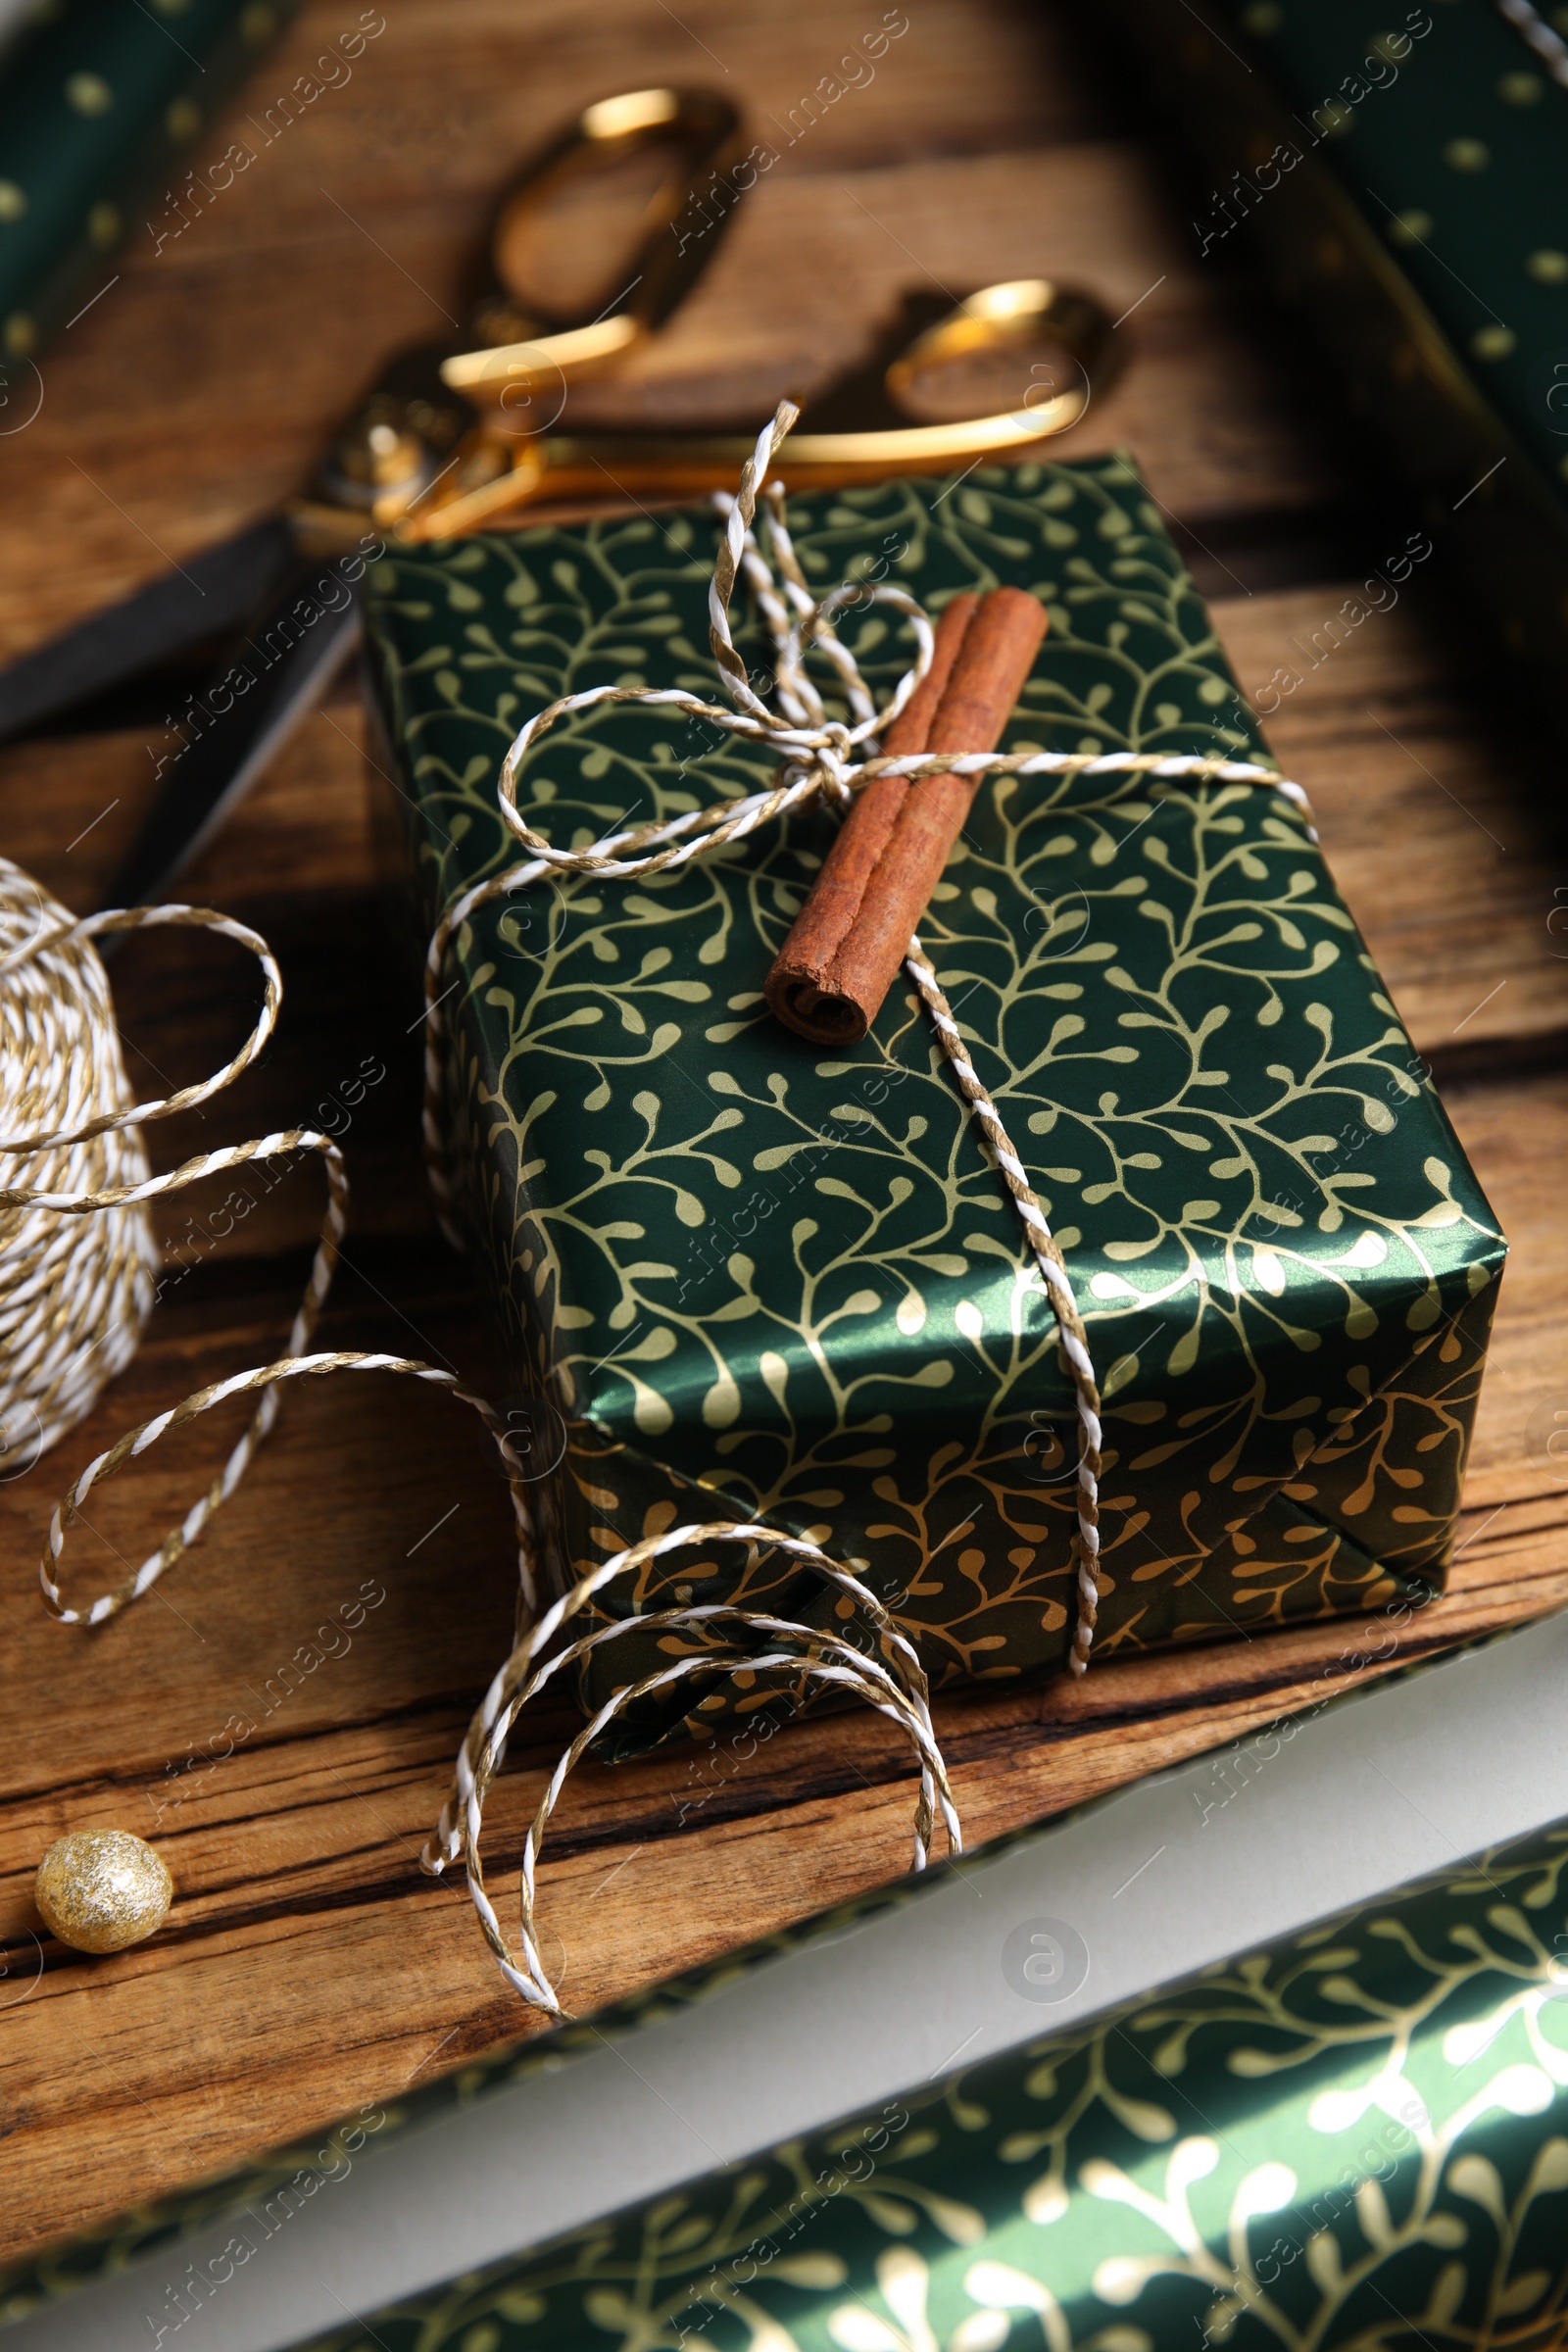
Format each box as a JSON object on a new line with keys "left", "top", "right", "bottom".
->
{"left": 2, "top": 0, "right": 1565, "bottom": 2271}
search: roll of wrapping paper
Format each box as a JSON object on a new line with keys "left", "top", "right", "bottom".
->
{"left": 1094, "top": 0, "right": 1568, "bottom": 748}
{"left": 9, "top": 1604, "right": 1568, "bottom": 2346}
{"left": 0, "top": 0, "right": 303, "bottom": 362}
{"left": 277, "top": 1806, "right": 1568, "bottom": 2348}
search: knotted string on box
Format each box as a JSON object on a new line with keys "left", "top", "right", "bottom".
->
{"left": 24, "top": 403, "right": 1311, "bottom": 2016}
{"left": 413, "top": 404, "right": 1314, "bottom": 2006}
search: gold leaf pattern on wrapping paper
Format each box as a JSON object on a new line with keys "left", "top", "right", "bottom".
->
{"left": 167, "top": 1818, "right": 1568, "bottom": 2352}
{"left": 365, "top": 457, "right": 1505, "bottom": 1749}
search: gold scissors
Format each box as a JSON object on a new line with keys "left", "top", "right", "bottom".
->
{"left": 0, "top": 87, "right": 1120, "bottom": 907}
{"left": 290, "top": 85, "right": 1120, "bottom": 547}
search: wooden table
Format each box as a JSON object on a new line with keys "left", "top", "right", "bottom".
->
{"left": 2, "top": 0, "right": 1564, "bottom": 2274}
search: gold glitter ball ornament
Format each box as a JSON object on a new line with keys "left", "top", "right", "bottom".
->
{"left": 34, "top": 1830, "right": 172, "bottom": 1953}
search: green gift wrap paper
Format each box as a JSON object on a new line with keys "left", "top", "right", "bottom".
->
{"left": 1095, "top": 0, "right": 1568, "bottom": 741}
{"left": 0, "top": 0, "right": 310, "bottom": 362}
{"left": 363, "top": 455, "right": 1505, "bottom": 1751}
{"left": 284, "top": 1810, "right": 1568, "bottom": 2351}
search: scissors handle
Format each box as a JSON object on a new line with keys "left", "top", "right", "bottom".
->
{"left": 441, "top": 87, "right": 748, "bottom": 404}
{"left": 296, "top": 88, "right": 748, "bottom": 539}
{"left": 399, "top": 279, "right": 1121, "bottom": 542}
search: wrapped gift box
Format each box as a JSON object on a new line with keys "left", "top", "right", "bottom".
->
{"left": 1097, "top": 0, "right": 1568, "bottom": 742}
{"left": 363, "top": 454, "right": 1504, "bottom": 1750}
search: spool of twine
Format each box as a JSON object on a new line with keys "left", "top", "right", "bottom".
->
{"left": 0, "top": 822, "right": 950, "bottom": 2018}
{"left": 0, "top": 861, "right": 158, "bottom": 1476}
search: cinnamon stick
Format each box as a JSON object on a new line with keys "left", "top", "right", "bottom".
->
{"left": 765, "top": 586, "right": 1048, "bottom": 1046}
{"left": 763, "top": 594, "right": 978, "bottom": 1043}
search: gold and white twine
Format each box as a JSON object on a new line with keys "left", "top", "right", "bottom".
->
{"left": 0, "top": 868, "right": 539, "bottom": 1644}
{"left": 429, "top": 1521, "right": 961, "bottom": 2009}
{"left": 24, "top": 404, "right": 1314, "bottom": 2016}
{"left": 0, "top": 876, "right": 350, "bottom": 1620}
{"left": 0, "top": 865, "right": 158, "bottom": 1479}
{"left": 1492, "top": 0, "right": 1568, "bottom": 91}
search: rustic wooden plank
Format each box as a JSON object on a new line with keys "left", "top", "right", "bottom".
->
{"left": 0, "top": 1266, "right": 518, "bottom": 1786}
{"left": 1211, "top": 585, "right": 1568, "bottom": 1056}
{"left": 3, "top": 1482, "right": 1563, "bottom": 2262}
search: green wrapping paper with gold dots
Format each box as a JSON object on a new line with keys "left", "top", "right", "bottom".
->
{"left": 1164, "top": 0, "right": 1568, "bottom": 499}
{"left": 1096, "top": 0, "right": 1568, "bottom": 732}
{"left": 0, "top": 0, "right": 301, "bottom": 361}
{"left": 364, "top": 454, "right": 1505, "bottom": 1751}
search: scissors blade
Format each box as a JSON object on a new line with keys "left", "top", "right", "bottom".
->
{"left": 0, "top": 517, "right": 296, "bottom": 746}
{"left": 101, "top": 563, "right": 362, "bottom": 915}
